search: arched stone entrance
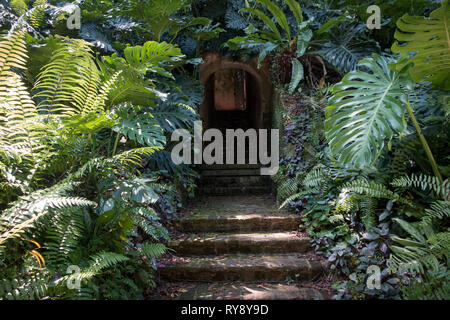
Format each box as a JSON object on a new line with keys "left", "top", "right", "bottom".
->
{"left": 199, "top": 52, "right": 273, "bottom": 131}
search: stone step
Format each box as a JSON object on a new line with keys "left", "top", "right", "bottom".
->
{"left": 199, "top": 185, "right": 271, "bottom": 196}
{"left": 177, "top": 195, "right": 299, "bottom": 232}
{"left": 172, "top": 282, "right": 329, "bottom": 300}
{"left": 176, "top": 212, "right": 300, "bottom": 232}
{"left": 169, "top": 232, "right": 311, "bottom": 255}
{"left": 199, "top": 164, "right": 262, "bottom": 170}
{"left": 200, "top": 175, "right": 271, "bottom": 187}
{"left": 159, "top": 254, "right": 323, "bottom": 282}
{"left": 201, "top": 169, "right": 262, "bottom": 176}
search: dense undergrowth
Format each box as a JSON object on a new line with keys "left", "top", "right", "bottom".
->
{"left": 269, "top": 0, "right": 449, "bottom": 300}
{"left": 0, "top": 0, "right": 449, "bottom": 300}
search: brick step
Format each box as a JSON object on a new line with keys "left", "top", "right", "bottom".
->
{"left": 199, "top": 186, "right": 271, "bottom": 196}
{"left": 171, "top": 282, "right": 329, "bottom": 300}
{"left": 159, "top": 253, "right": 323, "bottom": 282}
{"left": 169, "top": 232, "right": 311, "bottom": 255}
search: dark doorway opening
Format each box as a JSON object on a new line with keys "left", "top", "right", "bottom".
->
{"left": 203, "top": 68, "right": 262, "bottom": 132}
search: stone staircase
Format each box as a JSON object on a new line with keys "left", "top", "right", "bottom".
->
{"left": 158, "top": 166, "right": 327, "bottom": 300}
{"left": 198, "top": 164, "right": 272, "bottom": 196}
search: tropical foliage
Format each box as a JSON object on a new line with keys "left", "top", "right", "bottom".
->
{"left": 0, "top": 0, "right": 205, "bottom": 300}
{"left": 273, "top": 0, "right": 449, "bottom": 300}
{"left": 0, "top": 0, "right": 449, "bottom": 301}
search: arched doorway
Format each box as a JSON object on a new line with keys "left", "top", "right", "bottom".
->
{"left": 199, "top": 53, "right": 273, "bottom": 132}
{"left": 203, "top": 68, "right": 260, "bottom": 132}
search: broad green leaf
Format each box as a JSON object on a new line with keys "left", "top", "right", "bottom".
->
{"left": 325, "top": 54, "right": 409, "bottom": 168}
{"left": 113, "top": 112, "right": 166, "bottom": 148}
{"left": 123, "top": 41, "right": 185, "bottom": 70}
{"left": 392, "top": 3, "right": 450, "bottom": 89}
{"left": 315, "top": 16, "right": 348, "bottom": 35}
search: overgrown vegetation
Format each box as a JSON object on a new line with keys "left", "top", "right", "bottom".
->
{"left": 0, "top": 0, "right": 206, "bottom": 299}
{"left": 272, "top": 0, "right": 449, "bottom": 300}
{"left": 1, "top": 0, "right": 449, "bottom": 300}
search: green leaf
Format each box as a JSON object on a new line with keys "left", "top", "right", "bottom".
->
{"left": 296, "top": 28, "right": 312, "bottom": 57}
{"left": 113, "top": 111, "right": 166, "bottom": 148}
{"left": 241, "top": 7, "right": 283, "bottom": 43}
{"left": 393, "top": 218, "right": 427, "bottom": 243}
{"left": 258, "top": 42, "right": 279, "bottom": 67}
{"left": 123, "top": 41, "right": 185, "bottom": 70}
{"left": 325, "top": 54, "right": 409, "bottom": 168}
{"left": 392, "top": 4, "right": 450, "bottom": 89}
{"left": 130, "top": 179, "right": 159, "bottom": 204}
{"left": 391, "top": 236, "right": 424, "bottom": 247}
{"left": 315, "top": 16, "right": 348, "bottom": 35}
{"left": 288, "top": 59, "right": 304, "bottom": 94}
{"left": 286, "top": 0, "right": 303, "bottom": 25}
{"left": 257, "top": 0, "right": 291, "bottom": 41}
{"left": 313, "top": 24, "right": 379, "bottom": 74}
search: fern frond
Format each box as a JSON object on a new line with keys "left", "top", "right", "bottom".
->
{"left": 131, "top": 207, "right": 169, "bottom": 240}
{"left": 280, "top": 189, "right": 318, "bottom": 209}
{"left": 141, "top": 242, "right": 167, "bottom": 259}
{"left": 88, "top": 252, "right": 129, "bottom": 272}
{"left": 0, "top": 182, "right": 95, "bottom": 245}
{"left": 391, "top": 174, "right": 449, "bottom": 200}
{"left": 0, "top": 273, "right": 49, "bottom": 300}
{"left": 30, "top": 0, "right": 47, "bottom": 29}
{"left": 70, "top": 58, "right": 101, "bottom": 115}
{"left": 360, "top": 197, "right": 377, "bottom": 230}
{"left": 390, "top": 231, "right": 449, "bottom": 275}
{"left": 303, "top": 165, "right": 328, "bottom": 189}
{"left": 0, "top": 30, "right": 46, "bottom": 165}
{"left": 343, "top": 179, "right": 410, "bottom": 204}
{"left": 0, "top": 29, "right": 27, "bottom": 73}
{"left": 33, "top": 37, "right": 94, "bottom": 117}
{"left": 45, "top": 208, "right": 85, "bottom": 268}
{"left": 113, "top": 147, "right": 163, "bottom": 168}
{"left": 425, "top": 200, "right": 450, "bottom": 221}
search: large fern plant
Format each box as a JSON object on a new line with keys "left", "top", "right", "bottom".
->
{"left": 388, "top": 174, "right": 450, "bottom": 299}
{"left": 0, "top": 28, "right": 172, "bottom": 300}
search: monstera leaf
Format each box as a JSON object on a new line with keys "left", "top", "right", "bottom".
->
{"left": 392, "top": 2, "right": 450, "bottom": 89}
{"left": 325, "top": 54, "right": 411, "bottom": 168}
{"left": 113, "top": 106, "right": 166, "bottom": 148}
{"left": 123, "top": 41, "right": 185, "bottom": 71}
{"left": 152, "top": 101, "right": 197, "bottom": 133}
{"left": 100, "top": 41, "right": 185, "bottom": 106}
